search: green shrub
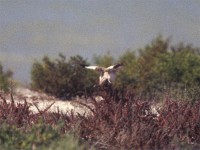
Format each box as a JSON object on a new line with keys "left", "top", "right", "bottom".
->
{"left": 0, "top": 122, "right": 87, "bottom": 150}
{"left": 31, "top": 54, "right": 96, "bottom": 99}
{"left": 0, "top": 63, "right": 13, "bottom": 92}
{"left": 116, "top": 50, "right": 138, "bottom": 90}
{"left": 45, "top": 134, "right": 87, "bottom": 150}
{"left": 115, "top": 36, "right": 200, "bottom": 99}
{"left": 0, "top": 124, "right": 23, "bottom": 150}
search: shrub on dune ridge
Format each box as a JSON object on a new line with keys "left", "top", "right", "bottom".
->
{"left": 116, "top": 36, "right": 200, "bottom": 98}
{"left": 31, "top": 54, "right": 96, "bottom": 99}
{"left": 30, "top": 36, "right": 200, "bottom": 100}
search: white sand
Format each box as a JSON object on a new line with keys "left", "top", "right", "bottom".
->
{"left": 0, "top": 87, "right": 93, "bottom": 116}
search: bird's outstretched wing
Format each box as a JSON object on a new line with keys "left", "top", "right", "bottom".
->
{"left": 79, "top": 64, "right": 104, "bottom": 72}
{"left": 106, "top": 63, "right": 123, "bottom": 70}
{"left": 85, "top": 66, "right": 104, "bottom": 72}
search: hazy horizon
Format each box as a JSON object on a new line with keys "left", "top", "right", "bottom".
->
{"left": 0, "top": 0, "right": 200, "bottom": 84}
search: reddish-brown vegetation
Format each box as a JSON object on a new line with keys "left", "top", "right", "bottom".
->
{"left": 0, "top": 91, "right": 200, "bottom": 149}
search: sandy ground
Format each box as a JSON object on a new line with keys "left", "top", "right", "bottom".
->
{"left": 1, "top": 86, "right": 95, "bottom": 116}
{"left": 0, "top": 86, "right": 160, "bottom": 117}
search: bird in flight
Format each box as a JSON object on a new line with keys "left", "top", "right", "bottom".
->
{"left": 80, "top": 63, "right": 123, "bottom": 86}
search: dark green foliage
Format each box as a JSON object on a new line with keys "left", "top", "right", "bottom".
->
{"left": 158, "top": 43, "right": 200, "bottom": 87}
{"left": 0, "top": 63, "right": 13, "bottom": 92}
{"left": 116, "top": 50, "right": 138, "bottom": 89}
{"left": 111, "top": 36, "right": 200, "bottom": 99}
{"left": 31, "top": 54, "right": 96, "bottom": 99}
{"left": 136, "top": 36, "right": 170, "bottom": 94}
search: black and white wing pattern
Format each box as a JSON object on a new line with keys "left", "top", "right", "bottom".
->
{"left": 80, "top": 63, "right": 123, "bottom": 86}
{"left": 105, "top": 63, "right": 123, "bottom": 71}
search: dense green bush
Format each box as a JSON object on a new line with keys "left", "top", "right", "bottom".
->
{"left": 135, "top": 36, "right": 170, "bottom": 94}
{"left": 0, "top": 63, "right": 13, "bottom": 92}
{"left": 31, "top": 54, "right": 96, "bottom": 99}
{"left": 136, "top": 38, "right": 200, "bottom": 97}
{"left": 116, "top": 50, "right": 138, "bottom": 90}
{"left": 157, "top": 44, "right": 200, "bottom": 87}
{"left": 114, "top": 36, "right": 200, "bottom": 99}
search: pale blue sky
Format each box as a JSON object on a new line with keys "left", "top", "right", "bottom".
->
{"left": 0, "top": 0, "right": 200, "bottom": 83}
